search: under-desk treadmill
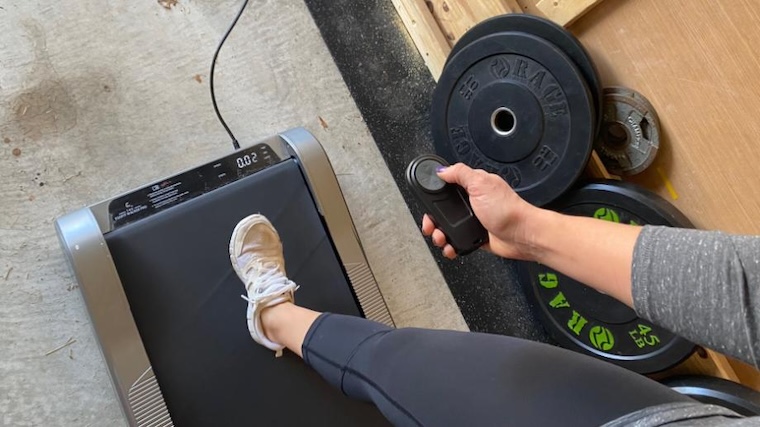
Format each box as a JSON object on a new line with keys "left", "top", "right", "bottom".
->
{"left": 56, "top": 128, "right": 393, "bottom": 426}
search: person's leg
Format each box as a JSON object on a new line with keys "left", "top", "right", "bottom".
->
{"left": 231, "top": 215, "right": 691, "bottom": 426}
{"left": 259, "top": 302, "right": 319, "bottom": 358}
{"left": 259, "top": 303, "right": 691, "bottom": 427}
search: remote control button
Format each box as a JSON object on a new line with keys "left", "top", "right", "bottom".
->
{"left": 415, "top": 159, "right": 446, "bottom": 192}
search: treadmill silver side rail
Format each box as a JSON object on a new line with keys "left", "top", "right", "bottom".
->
{"left": 55, "top": 210, "right": 173, "bottom": 427}
{"left": 281, "top": 128, "right": 394, "bottom": 327}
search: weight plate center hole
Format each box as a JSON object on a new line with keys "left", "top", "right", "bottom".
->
{"left": 491, "top": 107, "right": 516, "bottom": 137}
{"left": 604, "top": 122, "right": 629, "bottom": 148}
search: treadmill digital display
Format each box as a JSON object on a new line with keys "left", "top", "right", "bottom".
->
{"left": 109, "top": 143, "right": 280, "bottom": 229}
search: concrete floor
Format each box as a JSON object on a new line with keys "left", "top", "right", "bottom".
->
{"left": 0, "top": 1, "right": 467, "bottom": 424}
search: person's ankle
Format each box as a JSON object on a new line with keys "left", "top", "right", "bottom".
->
{"left": 260, "top": 302, "right": 293, "bottom": 344}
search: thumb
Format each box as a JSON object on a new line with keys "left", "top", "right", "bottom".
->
{"left": 437, "top": 162, "right": 477, "bottom": 190}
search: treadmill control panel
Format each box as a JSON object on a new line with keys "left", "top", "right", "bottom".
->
{"left": 109, "top": 143, "right": 281, "bottom": 229}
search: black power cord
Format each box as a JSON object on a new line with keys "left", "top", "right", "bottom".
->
{"left": 210, "top": 0, "right": 251, "bottom": 150}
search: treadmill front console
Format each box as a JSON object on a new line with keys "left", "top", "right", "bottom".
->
{"left": 109, "top": 143, "right": 281, "bottom": 229}
{"left": 56, "top": 128, "right": 393, "bottom": 426}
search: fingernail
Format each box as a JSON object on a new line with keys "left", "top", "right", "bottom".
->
{"left": 436, "top": 166, "right": 447, "bottom": 173}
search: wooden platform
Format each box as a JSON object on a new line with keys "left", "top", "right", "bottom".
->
{"left": 393, "top": 0, "right": 760, "bottom": 389}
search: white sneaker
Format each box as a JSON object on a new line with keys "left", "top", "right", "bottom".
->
{"left": 229, "top": 214, "right": 298, "bottom": 356}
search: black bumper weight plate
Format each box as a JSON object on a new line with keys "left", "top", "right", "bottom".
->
{"left": 432, "top": 32, "right": 594, "bottom": 206}
{"left": 447, "top": 14, "right": 604, "bottom": 135}
{"left": 517, "top": 181, "right": 695, "bottom": 374}
{"left": 663, "top": 376, "right": 760, "bottom": 416}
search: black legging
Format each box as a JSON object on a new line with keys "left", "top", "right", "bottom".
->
{"left": 302, "top": 313, "right": 692, "bottom": 426}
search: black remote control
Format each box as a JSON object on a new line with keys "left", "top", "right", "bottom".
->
{"left": 406, "top": 154, "right": 489, "bottom": 255}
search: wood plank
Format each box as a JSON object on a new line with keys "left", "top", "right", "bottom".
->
{"left": 729, "top": 357, "right": 760, "bottom": 391}
{"left": 514, "top": 0, "right": 544, "bottom": 16}
{"left": 536, "top": 0, "right": 605, "bottom": 27}
{"left": 586, "top": 151, "right": 614, "bottom": 179}
{"left": 392, "top": 0, "right": 603, "bottom": 78}
{"left": 572, "top": 0, "right": 760, "bottom": 237}
{"left": 571, "top": 0, "right": 760, "bottom": 389}
{"left": 652, "top": 349, "right": 741, "bottom": 384}
{"left": 391, "top": 0, "right": 451, "bottom": 78}
{"left": 501, "top": 0, "right": 524, "bottom": 14}
{"left": 426, "top": 0, "right": 521, "bottom": 46}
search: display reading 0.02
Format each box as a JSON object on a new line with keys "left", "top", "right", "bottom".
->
{"left": 236, "top": 153, "right": 258, "bottom": 169}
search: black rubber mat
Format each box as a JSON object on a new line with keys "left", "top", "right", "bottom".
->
{"left": 304, "top": 0, "right": 548, "bottom": 341}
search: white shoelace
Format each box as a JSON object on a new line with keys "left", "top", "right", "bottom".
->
{"left": 240, "top": 262, "right": 298, "bottom": 305}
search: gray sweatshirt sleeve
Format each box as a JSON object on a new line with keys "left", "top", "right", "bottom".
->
{"left": 632, "top": 226, "right": 760, "bottom": 368}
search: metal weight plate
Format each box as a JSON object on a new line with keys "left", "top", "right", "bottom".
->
{"left": 447, "top": 14, "right": 604, "bottom": 136}
{"left": 432, "top": 31, "right": 594, "bottom": 206}
{"left": 596, "top": 87, "right": 661, "bottom": 175}
{"left": 517, "top": 181, "right": 695, "bottom": 374}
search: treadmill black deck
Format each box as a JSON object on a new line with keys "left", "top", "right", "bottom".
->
{"left": 105, "top": 159, "right": 388, "bottom": 426}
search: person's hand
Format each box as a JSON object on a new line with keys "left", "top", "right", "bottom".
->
{"left": 421, "top": 163, "right": 540, "bottom": 260}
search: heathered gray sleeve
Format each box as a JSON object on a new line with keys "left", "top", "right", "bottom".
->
{"left": 632, "top": 226, "right": 760, "bottom": 368}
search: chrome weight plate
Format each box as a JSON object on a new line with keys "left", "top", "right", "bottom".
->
{"left": 596, "top": 86, "right": 661, "bottom": 175}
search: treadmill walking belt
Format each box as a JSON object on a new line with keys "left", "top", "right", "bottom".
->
{"left": 105, "top": 159, "right": 388, "bottom": 426}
